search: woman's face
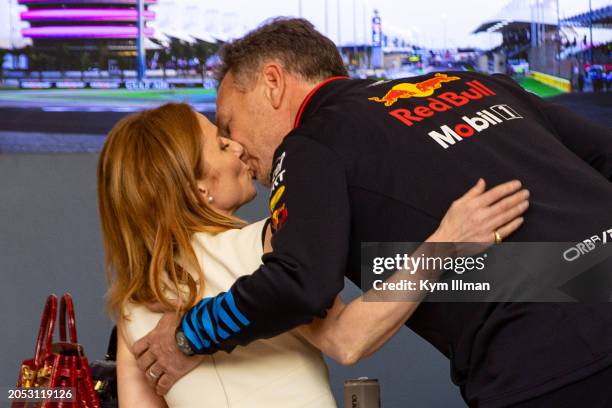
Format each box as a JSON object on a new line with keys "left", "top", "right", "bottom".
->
{"left": 196, "top": 113, "right": 257, "bottom": 215}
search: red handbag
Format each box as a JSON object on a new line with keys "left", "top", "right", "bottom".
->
{"left": 13, "top": 293, "right": 101, "bottom": 408}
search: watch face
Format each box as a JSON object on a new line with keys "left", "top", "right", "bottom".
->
{"left": 176, "top": 331, "right": 193, "bottom": 354}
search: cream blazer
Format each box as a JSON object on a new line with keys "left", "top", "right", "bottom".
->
{"left": 123, "top": 219, "right": 337, "bottom": 408}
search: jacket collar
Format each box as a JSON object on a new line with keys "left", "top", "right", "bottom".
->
{"left": 293, "top": 76, "right": 349, "bottom": 128}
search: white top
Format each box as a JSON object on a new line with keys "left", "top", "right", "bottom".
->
{"left": 123, "top": 219, "right": 336, "bottom": 408}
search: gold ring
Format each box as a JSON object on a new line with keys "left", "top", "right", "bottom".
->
{"left": 494, "top": 231, "right": 502, "bottom": 244}
{"left": 148, "top": 368, "right": 160, "bottom": 379}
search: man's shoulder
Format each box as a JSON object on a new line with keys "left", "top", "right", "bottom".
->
{"left": 281, "top": 113, "right": 364, "bottom": 160}
{"left": 375, "top": 70, "right": 520, "bottom": 91}
{"left": 274, "top": 129, "right": 341, "bottom": 162}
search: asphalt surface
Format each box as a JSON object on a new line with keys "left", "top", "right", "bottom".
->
{"left": 0, "top": 91, "right": 610, "bottom": 152}
{"left": 0, "top": 107, "right": 216, "bottom": 135}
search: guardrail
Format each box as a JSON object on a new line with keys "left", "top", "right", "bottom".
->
{"left": 1, "top": 70, "right": 218, "bottom": 90}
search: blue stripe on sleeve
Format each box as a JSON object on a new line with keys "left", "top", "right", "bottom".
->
{"left": 202, "top": 307, "right": 218, "bottom": 344}
{"left": 217, "top": 325, "right": 230, "bottom": 340}
{"left": 217, "top": 299, "right": 241, "bottom": 333}
{"left": 224, "top": 291, "right": 250, "bottom": 326}
{"left": 181, "top": 317, "right": 208, "bottom": 350}
{"left": 181, "top": 292, "right": 249, "bottom": 352}
{"left": 189, "top": 298, "right": 213, "bottom": 341}
{"left": 211, "top": 297, "right": 230, "bottom": 339}
{"left": 188, "top": 308, "right": 208, "bottom": 346}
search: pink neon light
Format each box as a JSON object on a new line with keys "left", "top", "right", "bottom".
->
{"left": 21, "top": 9, "right": 155, "bottom": 21}
{"left": 21, "top": 26, "right": 154, "bottom": 39}
{"left": 19, "top": 0, "right": 156, "bottom": 4}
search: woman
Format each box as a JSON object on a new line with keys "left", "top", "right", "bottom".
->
{"left": 97, "top": 103, "right": 528, "bottom": 407}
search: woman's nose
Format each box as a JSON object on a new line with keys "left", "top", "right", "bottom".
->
{"left": 221, "top": 137, "right": 247, "bottom": 160}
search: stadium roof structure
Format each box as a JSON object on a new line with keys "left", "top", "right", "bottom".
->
{"left": 473, "top": 20, "right": 558, "bottom": 34}
{"left": 159, "top": 29, "right": 196, "bottom": 44}
{"left": 189, "top": 33, "right": 218, "bottom": 44}
{"left": 561, "top": 5, "right": 612, "bottom": 28}
{"left": 473, "top": 0, "right": 558, "bottom": 34}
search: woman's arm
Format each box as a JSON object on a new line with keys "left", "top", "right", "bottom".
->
{"left": 291, "top": 179, "right": 530, "bottom": 365}
{"left": 117, "top": 324, "right": 168, "bottom": 407}
{"left": 263, "top": 218, "right": 417, "bottom": 365}
{"left": 295, "top": 248, "right": 428, "bottom": 366}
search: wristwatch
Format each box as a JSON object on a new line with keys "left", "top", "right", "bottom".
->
{"left": 175, "top": 326, "right": 195, "bottom": 356}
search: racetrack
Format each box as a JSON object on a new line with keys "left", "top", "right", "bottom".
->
{"left": 0, "top": 88, "right": 609, "bottom": 152}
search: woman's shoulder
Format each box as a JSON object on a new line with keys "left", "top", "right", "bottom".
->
{"left": 191, "top": 218, "right": 269, "bottom": 259}
{"left": 188, "top": 218, "right": 270, "bottom": 283}
{"left": 121, "top": 302, "right": 162, "bottom": 346}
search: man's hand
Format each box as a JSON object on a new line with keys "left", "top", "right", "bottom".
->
{"left": 132, "top": 311, "right": 204, "bottom": 395}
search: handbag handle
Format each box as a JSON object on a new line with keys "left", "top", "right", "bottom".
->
{"left": 34, "top": 294, "right": 58, "bottom": 367}
{"left": 59, "top": 293, "right": 78, "bottom": 343}
{"left": 106, "top": 326, "right": 117, "bottom": 360}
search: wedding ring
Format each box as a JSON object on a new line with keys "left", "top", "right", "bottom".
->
{"left": 148, "top": 368, "right": 160, "bottom": 380}
{"left": 494, "top": 231, "right": 502, "bottom": 244}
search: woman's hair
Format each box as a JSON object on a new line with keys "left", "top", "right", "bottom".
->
{"left": 97, "top": 102, "right": 244, "bottom": 321}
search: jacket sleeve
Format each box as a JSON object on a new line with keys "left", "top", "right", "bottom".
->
{"left": 492, "top": 74, "right": 612, "bottom": 181}
{"left": 180, "top": 135, "right": 351, "bottom": 354}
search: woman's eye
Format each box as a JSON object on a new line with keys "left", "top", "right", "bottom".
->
{"left": 218, "top": 137, "right": 229, "bottom": 151}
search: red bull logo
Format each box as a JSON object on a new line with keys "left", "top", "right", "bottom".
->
{"left": 269, "top": 185, "right": 288, "bottom": 231}
{"left": 368, "top": 73, "right": 461, "bottom": 107}
{"left": 272, "top": 203, "right": 288, "bottom": 230}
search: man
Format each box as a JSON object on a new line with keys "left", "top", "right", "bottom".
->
{"left": 134, "top": 18, "right": 612, "bottom": 406}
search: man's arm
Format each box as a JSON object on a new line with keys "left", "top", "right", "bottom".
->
{"left": 297, "top": 178, "right": 529, "bottom": 365}
{"left": 492, "top": 74, "right": 612, "bottom": 181}
{"left": 180, "top": 134, "right": 351, "bottom": 354}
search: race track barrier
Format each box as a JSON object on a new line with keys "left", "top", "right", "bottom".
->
{"left": 528, "top": 71, "right": 572, "bottom": 93}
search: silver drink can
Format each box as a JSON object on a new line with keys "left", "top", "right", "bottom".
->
{"left": 344, "top": 377, "right": 381, "bottom": 408}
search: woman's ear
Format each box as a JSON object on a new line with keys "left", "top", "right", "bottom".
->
{"left": 196, "top": 179, "right": 208, "bottom": 200}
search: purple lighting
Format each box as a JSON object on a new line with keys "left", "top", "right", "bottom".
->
{"left": 22, "top": 26, "right": 155, "bottom": 39}
{"left": 21, "top": 9, "right": 155, "bottom": 21}
{"left": 19, "top": 0, "right": 157, "bottom": 4}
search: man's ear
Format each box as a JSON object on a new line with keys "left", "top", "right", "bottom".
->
{"left": 261, "top": 63, "right": 285, "bottom": 109}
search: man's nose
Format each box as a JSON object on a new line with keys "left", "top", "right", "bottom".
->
{"left": 222, "top": 137, "right": 248, "bottom": 161}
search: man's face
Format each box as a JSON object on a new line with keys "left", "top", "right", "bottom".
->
{"left": 216, "top": 71, "right": 292, "bottom": 187}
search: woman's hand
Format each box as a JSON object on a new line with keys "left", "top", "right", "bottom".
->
{"left": 428, "top": 178, "right": 529, "bottom": 249}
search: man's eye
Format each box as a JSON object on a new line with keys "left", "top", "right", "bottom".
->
{"left": 221, "top": 125, "right": 231, "bottom": 139}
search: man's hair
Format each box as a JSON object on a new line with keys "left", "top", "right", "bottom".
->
{"left": 217, "top": 17, "right": 347, "bottom": 87}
